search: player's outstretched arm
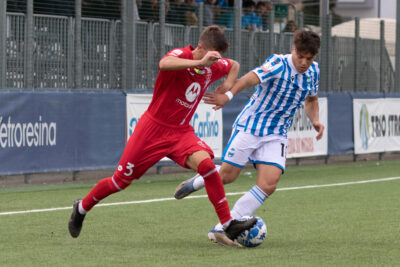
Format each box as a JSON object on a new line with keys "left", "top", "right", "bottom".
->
{"left": 305, "top": 95, "right": 324, "bottom": 140}
{"left": 214, "top": 59, "right": 240, "bottom": 94}
{"left": 204, "top": 71, "right": 260, "bottom": 110}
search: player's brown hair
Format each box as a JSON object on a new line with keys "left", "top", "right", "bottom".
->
{"left": 294, "top": 30, "right": 320, "bottom": 56}
{"left": 199, "top": 25, "right": 229, "bottom": 54}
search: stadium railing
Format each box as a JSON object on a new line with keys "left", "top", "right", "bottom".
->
{"left": 0, "top": 0, "right": 396, "bottom": 93}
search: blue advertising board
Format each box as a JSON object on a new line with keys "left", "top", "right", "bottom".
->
{"left": 0, "top": 90, "right": 126, "bottom": 175}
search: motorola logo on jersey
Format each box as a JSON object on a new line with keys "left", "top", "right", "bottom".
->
{"left": 185, "top": 82, "right": 201, "bottom": 103}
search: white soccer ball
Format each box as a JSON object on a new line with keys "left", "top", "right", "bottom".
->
{"left": 236, "top": 216, "right": 267, "bottom": 247}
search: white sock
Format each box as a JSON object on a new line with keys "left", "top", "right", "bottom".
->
{"left": 214, "top": 223, "right": 224, "bottom": 231}
{"left": 230, "top": 185, "right": 268, "bottom": 219}
{"left": 222, "top": 219, "right": 232, "bottom": 230}
{"left": 78, "top": 201, "right": 87, "bottom": 215}
{"left": 193, "top": 165, "right": 221, "bottom": 190}
{"left": 213, "top": 185, "right": 268, "bottom": 232}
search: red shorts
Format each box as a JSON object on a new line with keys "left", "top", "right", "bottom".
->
{"left": 114, "top": 112, "right": 214, "bottom": 181}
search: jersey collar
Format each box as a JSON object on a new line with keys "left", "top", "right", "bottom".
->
{"left": 287, "top": 54, "right": 301, "bottom": 75}
{"left": 187, "top": 45, "right": 195, "bottom": 59}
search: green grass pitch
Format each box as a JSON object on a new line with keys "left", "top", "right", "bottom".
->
{"left": 1, "top": 160, "right": 399, "bottom": 266}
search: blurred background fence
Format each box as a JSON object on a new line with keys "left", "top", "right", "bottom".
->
{"left": 0, "top": 0, "right": 397, "bottom": 92}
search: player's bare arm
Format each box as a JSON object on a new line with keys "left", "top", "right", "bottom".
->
{"left": 204, "top": 71, "right": 260, "bottom": 110}
{"left": 305, "top": 95, "right": 324, "bottom": 140}
{"left": 214, "top": 59, "right": 240, "bottom": 94}
{"left": 159, "top": 51, "right": 221, "bottom": 71}
{"left": 159, "top": 56, "right": 202, "bottom": 71}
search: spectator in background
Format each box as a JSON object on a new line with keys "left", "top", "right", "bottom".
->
{"left": 184, "top": 0, "right": 199, "bottom": 25}
{"left": 283, "top": 20, "right": 297, "bottom": 32}
{"left": 217, "top": 0, "right": 228, "bottom": 9}
{"left": 242, "top": 0, "right": 256, "bottom": 30}
{"left": 262, "top": 1, "right": 273, "bottom": 30}
{"left": 203, "top": 0, "right": 217, "bottom": 26}
{"left": 167, "top": 0, "right": 186, "bottom": 25}
{"left": 139, "top": 0, "right": 159, "bottom": 22}
{"left": 254, "top": 1, "right": 267, "bottom": 31}
{"left": 215, "top": 0, "right": 234, "bottom": 29}
{"left": 203, "top": 0, "right": 216, "bottom": 26}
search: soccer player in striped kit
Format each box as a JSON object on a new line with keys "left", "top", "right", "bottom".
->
{"left": 174, "top": 30, "right": 325, "bottom": 242}
{"left": 68, "top": 25, "right": 257, "bottom": 246}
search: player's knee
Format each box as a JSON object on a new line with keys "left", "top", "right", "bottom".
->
{"left": 220, "top": 171, "right": 237, "bottom": 184}
{"left": 257, "top": 180, "right": 278, "bottom": 195}
{"left": 219, "top": 166, "right": 240, "bottom": 184}
{"left": 112, "top": 174, "right": 132, "bottom": 190}
{"left": 197, "top": 158, "right": 216, "bottom": 175}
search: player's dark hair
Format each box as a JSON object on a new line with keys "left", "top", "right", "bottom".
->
{"left": 294, "top": 30, "right": 320, "bottom": 56}
{"left": 199, "top": 25, "right": 229, "bottom": 54}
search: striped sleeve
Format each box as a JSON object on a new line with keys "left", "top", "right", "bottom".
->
{"left": 252, "top": 54, "right": 284, "bottom": 84}
{"left": 310, "top": 62, "right": 320, "bottom": 96}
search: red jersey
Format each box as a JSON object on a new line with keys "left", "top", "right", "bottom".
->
{"left": 147, "top": 45, "right": 232, "bottom": 126}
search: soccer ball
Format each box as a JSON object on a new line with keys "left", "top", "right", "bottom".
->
{"left": 236, "top": 216, "right": 267, "bottom": 247}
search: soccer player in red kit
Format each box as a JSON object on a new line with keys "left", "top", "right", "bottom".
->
{"left": 68, "top": 25, "right": 256, "bottom": 246}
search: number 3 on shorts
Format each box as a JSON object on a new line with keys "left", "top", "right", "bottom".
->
{"left": 124, "top": 162, "right": 135, "bottom": 176}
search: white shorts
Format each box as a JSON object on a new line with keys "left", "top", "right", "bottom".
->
{"left": 222, "top": 129, "right": 287, "bottom": 173}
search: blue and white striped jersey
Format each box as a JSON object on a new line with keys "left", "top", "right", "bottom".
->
{"left": 233, "top": 54, "right": 320, "bottom": 137}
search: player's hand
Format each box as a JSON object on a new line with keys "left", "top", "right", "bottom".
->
{"left": 199, "top": 51, "right": 222, "bottom": 67}
{"left": 313, "top": 121, "right": 325, "bottom": 140}
{"left": 214, "top": 81, "right": 233, "bottom": 94}
{"left": 203, "top": 92, "right": 230, "bottom": 110}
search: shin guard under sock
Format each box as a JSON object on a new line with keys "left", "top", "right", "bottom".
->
{"left": 81, "top": 176, "right": 122, "bottom": 212}
{"left": 198, "top": 158, "right": 232, "bottom": 224}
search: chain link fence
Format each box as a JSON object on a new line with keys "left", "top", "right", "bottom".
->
{"left": 0, "top": 0, "right": 397, "bottom": 93}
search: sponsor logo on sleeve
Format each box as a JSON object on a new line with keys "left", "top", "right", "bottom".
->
{"left": 169, "top": 49, "right": 183, "bottom": 57}
{"left": 260, "top": 61, "right": 273, "bottom": 73}
{"left": 219, "top": 59, "right": 228, "bottom": 66}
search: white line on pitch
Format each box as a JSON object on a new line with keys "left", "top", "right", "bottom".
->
{"left": 1, "top": 176, "right": 399, "bottom": 216}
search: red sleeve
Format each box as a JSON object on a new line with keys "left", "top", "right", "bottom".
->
{"left": 211, "top": 58, "right": 232, "bottom": 81}
{"left": 163, "top": 48, "right": 190, "bottom": 59}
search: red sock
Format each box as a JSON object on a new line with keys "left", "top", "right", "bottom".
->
{"left": 198, "top": 158, "right": 232, "bottom": 225}
{"left": 81, "top": 177, "right": 120, "bottom": 212}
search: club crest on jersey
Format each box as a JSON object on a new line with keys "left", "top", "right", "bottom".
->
{"left": 185, "top": 82, "right": 201, "bottom": 102}
{"left": 291, "top": 76, "right": 295, "bottom": 82}
{"left": 193, "top": 67, "right": 205, "bottom": 74}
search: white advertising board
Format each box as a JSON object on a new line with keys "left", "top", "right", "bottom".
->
{"left": 286, "top": 97, "right": 328, "bottom": 158}
{"left": 126, "top": 94, "right": 223, "bottom": 159}
{"left": 353, "top": 98, "right": 400, "bottom": 154}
